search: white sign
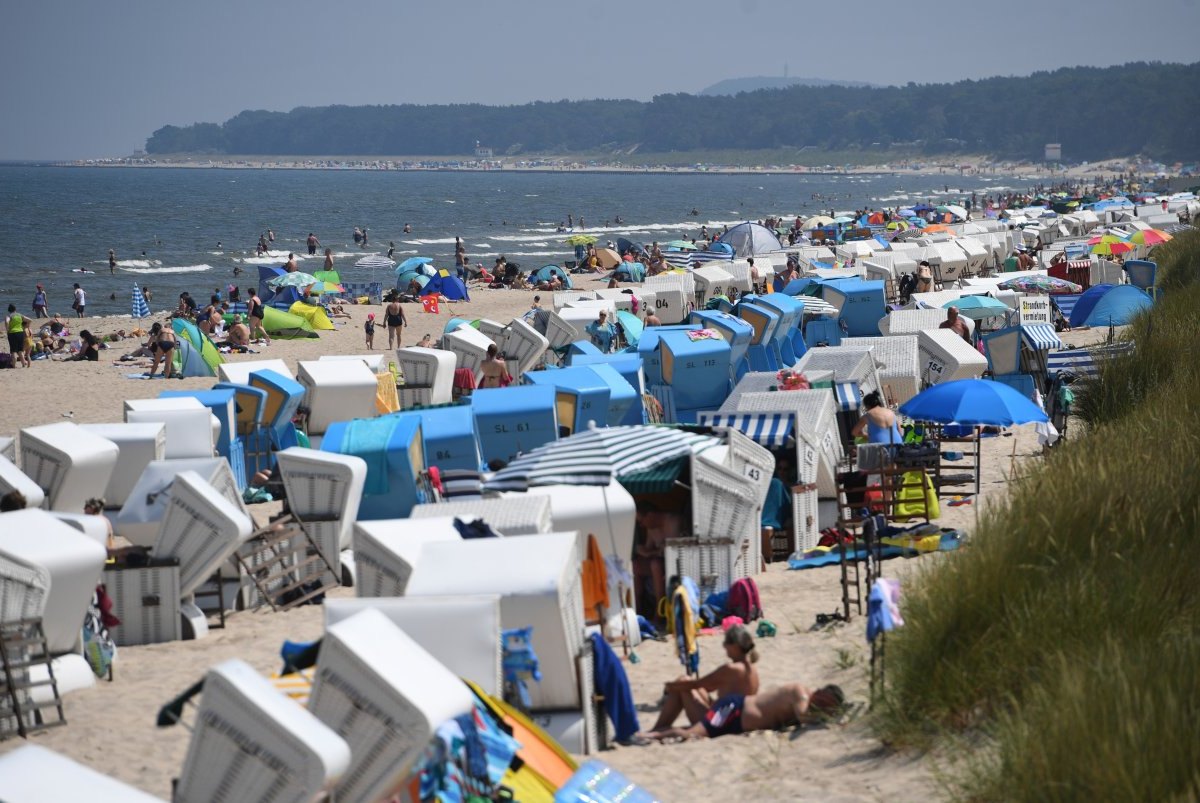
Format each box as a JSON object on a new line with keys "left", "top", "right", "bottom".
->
{"left": 1019, "top": 296, "right": 1052, "bottom": 326}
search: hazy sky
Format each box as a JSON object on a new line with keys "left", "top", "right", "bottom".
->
{"left": 3, "top": 0, "right": 1198, "bottom": 160}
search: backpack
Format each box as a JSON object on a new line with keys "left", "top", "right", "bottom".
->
{"left": 727, "top": 578, "right": 762, "bottom": 623}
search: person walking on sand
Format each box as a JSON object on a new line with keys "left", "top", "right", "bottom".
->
{"left": 72, "top": 283, "right": 87, "bottom": 318}
{"left": 384, "top": 295, "right": 407, "bottom": 349}
{"left": 364, "top": 313, "right": 376, "bottom": 349}
{"left": 246, "top": 289, "right": 271, "bottom": 345}
{"left": 32, "top": 284, "right": 48, "bottom": 318}
{"left": 108, "top": 249, "right": 117, "bottom": 275}
{"left": 6, "top": 305, "right": 31, "bottom": 368}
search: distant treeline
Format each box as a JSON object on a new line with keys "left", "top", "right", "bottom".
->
{"left": 146, "top": 62, "right": 1199, "bottom": 162}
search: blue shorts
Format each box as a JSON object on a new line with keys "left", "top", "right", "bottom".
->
{"left": 702, "top": 694, "right": 745, "bottom": 737}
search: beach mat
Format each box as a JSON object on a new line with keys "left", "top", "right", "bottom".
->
{"left": 788, "top": 529, "right": 962, "bottom": 570}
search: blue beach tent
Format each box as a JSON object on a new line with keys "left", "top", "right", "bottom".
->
{"left": 1068, "top": 284, "right": 1153, "bottom": 328}
{"left": 531, "top": 264, "right": 573, "bottom": 288}
{"left": 424, "top": 274, "right": 471, "bottom": 302}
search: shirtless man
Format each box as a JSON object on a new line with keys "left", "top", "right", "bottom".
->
{"left": 223, "top": 314, "right": 251, "bottom": 350}
{"left": 939, "top": 306, "right": 972, "bottom": 343}
{"left": 648, "top": 682, "right": 845, "bottom": 741}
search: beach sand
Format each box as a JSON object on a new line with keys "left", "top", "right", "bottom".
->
{"left": 0, "top": 282, "right": 1111, "bottom": 801}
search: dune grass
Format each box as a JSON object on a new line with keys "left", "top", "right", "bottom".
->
{"left": 875, "top": 230, "right": 1200, "bottom": 801}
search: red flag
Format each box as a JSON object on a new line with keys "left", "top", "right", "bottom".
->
{"left": 421, "top": 295, "right": 440, "bottom": 314}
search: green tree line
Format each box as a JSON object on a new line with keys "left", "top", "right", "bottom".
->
{"left": 146, "top": 62, "right": 1199, "bottom": 162}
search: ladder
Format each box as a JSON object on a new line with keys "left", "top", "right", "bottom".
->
{"left": 0, "top": 618, "right": 66, "bottom": 739}
{"left": 235, "top": 514, "right": 340, "bottom": 612}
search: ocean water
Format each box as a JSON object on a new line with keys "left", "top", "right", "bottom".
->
{"left": 0, "top": 165, "right": 1014, "bottom": 317}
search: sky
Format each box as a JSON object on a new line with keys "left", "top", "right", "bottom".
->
{"left": 2, "top": 0, "right": 1199, "bottom": 160}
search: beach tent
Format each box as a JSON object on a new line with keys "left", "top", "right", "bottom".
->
{"left": 171, "top": 318, "right": 223, "bottom": 374}
{"left": 593, "top": 248, "right": 622, "bottom": 269}
{"left": 717, "top": 223, "right": 783, "bottom": 257}
{"left": 396, "top": 270, "right": 431, "bottom": 291}
{"left": 611, "top": 262, "right": 645, "bottom": 282}
{"left": 258, "top": 265, "right": 286, "bottom": 303}
{"left": 531, "top": 264, "right": 574, "bottom": 289}
{"left": 288, "top": 300, "right": 335, "bottom": 331}
{"left": 424, "top": 274, "right": 470, "bottom": 302}
{"left": 261, "top": 305, "right": 319, "bottom": 338}
{"left": 616, "top": 237, "right": 646, "bottom": 258}
{"left": 1068, "top": 284, "right": 1153, "bottom": 328}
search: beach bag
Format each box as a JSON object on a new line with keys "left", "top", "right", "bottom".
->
{"left": 81, "top": 589, "right": 117, "bottom": 679}
{"left": 0, "top": 353, "right": 12, "bottom": 369}
{"left": 727, "top": 578, "right": 762, "bottom": 623}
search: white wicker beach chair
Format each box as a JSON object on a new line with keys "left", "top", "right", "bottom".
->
{"left": 276, "top": 447, "right": 367, "bottom": 586}
{"left": 0, "top": 745, "right": 167, "bottom": 802}
{"left": 18, "top": 422, "right": 119, "bottom": 513}
{"left": 409, "top": 495, "right": 552, "bottom": 535}
{"left": 325, "top": 595, "right": 503, "bottom": 697}
{"left": 308, "top": 608, "right": 474, "bottom": 803}
{"left": 352, "top": 516, "right": 462, "bottom": 598}
{"left": 406, "top": 532, "right": 584, "bottom": 711}
{"left": 175, "top": 659, "right": 351, "bottom": 803}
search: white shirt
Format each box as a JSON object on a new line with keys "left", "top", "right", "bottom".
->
{"left": 75, "top": 287, "right": 86, "bottom": 306}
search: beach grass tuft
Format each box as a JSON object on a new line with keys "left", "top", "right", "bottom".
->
{"left": 875, "top": 229, "right": 1200, "bottom": 801}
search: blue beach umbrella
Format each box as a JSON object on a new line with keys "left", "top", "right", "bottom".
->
{"left": 943, "top": 295, "right": 1010, "bottom": 321}
{"left": 131, "top": 284, "right": 150, "bottom": 319}
{"left": 899, "top": 378, "right": 1048, "bottom": 428}
{"left": 899, "top": 378, "right": 1048, "bottom": 500}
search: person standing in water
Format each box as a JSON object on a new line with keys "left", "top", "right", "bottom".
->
{"left": 108, "top": 249, "right": 117, "bottom": 274}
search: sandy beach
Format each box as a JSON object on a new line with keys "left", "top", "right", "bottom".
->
{"left": 0, "top": 277, "right": 1112, "bottom": 801}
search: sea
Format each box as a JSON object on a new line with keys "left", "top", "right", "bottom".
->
{"left": 0, "top": 164, "right": 1031, "bottom": 317}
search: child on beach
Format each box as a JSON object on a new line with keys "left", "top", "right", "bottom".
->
{"left": 364, "top": 313, "right": 376, "bottom": 348}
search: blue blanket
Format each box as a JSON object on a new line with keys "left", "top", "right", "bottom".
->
{"left": 590, "top": 632, "right": 640, "bottom": 742}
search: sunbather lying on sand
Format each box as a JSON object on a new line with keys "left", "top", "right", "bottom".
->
{"left": 646, "top": 682, "right": 845, "bottom": 741}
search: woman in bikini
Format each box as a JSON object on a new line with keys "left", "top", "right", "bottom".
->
{"left": 646, "top": 624, "right": 760, "bottom": 735}
{"left": 478, "top": 344, "right": 511, "bottom": 389}
{"left": 384, "top": 295, "right": 407, "bottom": 349}
{"left": 246, "top": 290, "right": 271, "bottom": 345}
{"left": 146, "top": 322, "right": 177, "bottom": 378}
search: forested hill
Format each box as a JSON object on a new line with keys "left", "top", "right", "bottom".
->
{"left": 146, "top": 62, "right": 1199, "bottom": 162}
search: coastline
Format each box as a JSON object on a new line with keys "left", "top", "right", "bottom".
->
{"left": 48, "top": 153, "right": 1176, "bottom": 181}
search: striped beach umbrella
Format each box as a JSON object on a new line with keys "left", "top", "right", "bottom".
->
{"left": 793, "top": 296, "right": 839, "bottom": 317}
{"left": 482, "top": 425, "right": 720, "bottom": 492}
{"left": 131, "top": 283, "right": 150, "bottom": 319}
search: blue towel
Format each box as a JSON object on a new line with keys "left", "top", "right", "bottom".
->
{"left": 589, "top": 632, "right": 640, "bottom": 742}
{"left": 344, "top": 417, "right": 398, "bottom": 495}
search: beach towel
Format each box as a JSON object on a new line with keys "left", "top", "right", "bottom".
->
{"left": 344, "top": 416, "right": 398, "bottom": 494}
{"left": 788, "top": 529, "right": 961, "bottom": 570}
{"left": 502, "top": 627, "right": 542, "bottom": 711}
{"left": 582, "top": 535, "right": 610, "bottom": 619}
{"left": 667, "top": 582, "right": 699, "bottom": 675}
{"left": 589, "top": 632, "right": 640, "bottom": 743}
{"left": 867, "top": 578, "right": 904, "bottom": 643}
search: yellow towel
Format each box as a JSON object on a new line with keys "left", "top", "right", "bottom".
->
{"left": 375, "top": 371, "right": 400, "bottom": 414}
